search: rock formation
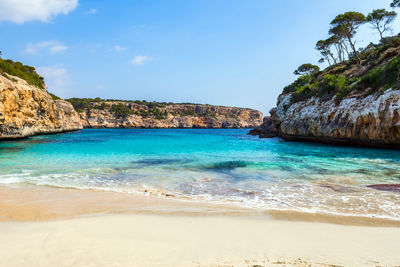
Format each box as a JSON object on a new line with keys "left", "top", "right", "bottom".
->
{"left": 73, "top": 100, "right": 263, "bottom": 129}
{"left": 250, "top": 90, "right": 400, "bottom": 148}
{"left": 0, "top": 74, "right": 82, "bottom": 139}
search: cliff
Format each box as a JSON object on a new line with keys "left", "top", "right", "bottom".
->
{"left": 250, "top": 90, "right": 400, "bottom": 148}
{"left": 68, "top": 99, "right": 262, "bottom": 129}
{"left": 250, "top": 35, "right": 400, "bottom": 148}
{"left": 0, "top": 73, "right": 82, "bottom": 139}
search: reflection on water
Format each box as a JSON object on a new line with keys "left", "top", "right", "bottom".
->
{"left": 0, "top": 129, "right": 400, "bottom": 220}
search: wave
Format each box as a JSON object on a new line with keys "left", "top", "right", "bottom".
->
{"left": 1, "top": 169, "right": 400, "bottom": 221}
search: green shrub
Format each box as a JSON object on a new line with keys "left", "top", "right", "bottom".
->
{"left": 283, "top": 75, "right": 314, "bottom": 94}
{"left": 318, "top": 74, "right": 347, "bottom": 97}
{"left": 0, "top": 58, "right": 45, "bottom": 89}
{"left": 111, "top": 103, "right": 133, "bottom": 118}
{"left": 67, "top": 98, "right": 93, "bottom": 112}
{"left": 291, "top": 84, "right": 318, "bottom": 103}
{"left": 361, "top": 56, "right": 400, "bottom": 91}
{"left": 336, "top": 86, "right": 353, "bottom": 98}
{"left": 289, "top": 74, "right": 356, "bottom": 103}
{"left": 180, "top": 110, "right": 196, "bottom": 116}
{"left": 99, "top": 102, "right": 107, "bottom": 110}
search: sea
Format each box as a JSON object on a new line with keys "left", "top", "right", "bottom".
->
{"left": 1, "top": 128, "right": 399, "bottom": 220}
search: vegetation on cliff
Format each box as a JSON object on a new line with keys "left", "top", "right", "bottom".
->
{"left": 0, "top": 53, "right": 45, "bottom": 89}
{"left": 67, "top": 98, "right": 170, "bottom": 119}
{"left": 66, "top": 98, "right": 237, "bottom": 120}
{"left": 285, "top": 2, "right": 400, "bottom": 105}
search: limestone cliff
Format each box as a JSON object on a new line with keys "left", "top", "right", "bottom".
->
{"left": 0, "top": 74, "right": 82, "bottom": 139}
{"left": 250, "top": 90, "right": 400, "bottom": 148}
{"left": 69, "top": 99, "right": 262, "bottom": 129}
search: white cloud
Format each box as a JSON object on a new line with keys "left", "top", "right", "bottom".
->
{"left": 0, "top": 0, "right": 78, "bottom": 24}
{"left": 23, "top": 41, "right": 68, "bottom": 55}
{"left": 37, "top": 66, "right": 69, "bottom": 92}
{"left": 131, "top": 55, "right": 151, "bottom": 65}
{"left": 86, "top": 8, "right": 97, "bottom": 15}
{"left": 113, "top": 45, "right": 126, "bottom": 52}
{"left": 49, "top": 44, "right": 68, "bottom": 53}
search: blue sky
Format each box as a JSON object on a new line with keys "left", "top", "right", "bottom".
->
{"left": 0, "top": 0, "right": 398, "bottom": 114}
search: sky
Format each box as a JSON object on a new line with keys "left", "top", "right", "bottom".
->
{"left": 0, "top": 0, "right": 398, "bottom": 114}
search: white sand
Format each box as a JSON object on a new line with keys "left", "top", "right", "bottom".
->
{"left": 1, "top": 214, "right": 400, "bottom": 267}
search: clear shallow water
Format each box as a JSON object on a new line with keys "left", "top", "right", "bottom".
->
{"left": 1, "top": 129, "right": 400, "bottom": 220}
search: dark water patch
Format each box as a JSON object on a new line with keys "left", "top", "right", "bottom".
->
{"left": 277, "top": 156, "right": 304, "bottom": 163}
{"left": 202, "top": 161, "right": 249, "bottom": 171}
{"left": 354, "top": 169, "right": 371, "bottom": 175}
{"left": 279, "top": 165, "right": 296, "bottom": 172}
{"left": 313, "top": 167, "right": 332, "bottom": 175}
{"left": 367, "top": 184, "right": 400, "bottom": 193}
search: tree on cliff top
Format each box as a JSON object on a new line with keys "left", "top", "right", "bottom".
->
{"left": 367, "top": 9, "right": 397, "bottom": 41}
{"left": 316, "top": 39, "right": 336, "bottom": 66}
{"left": 294, "top": 64, "right": 320, "bottom": 76}
{"left": 330, "top": 12, "right": 366, "bottom": 64}
{"left": 391, "top": 0, "right": 400, "bottom": 8}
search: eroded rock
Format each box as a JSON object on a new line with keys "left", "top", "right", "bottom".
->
{"left": 251, "top": 90, "right": 400, "bottom": 148}
{"left": 0, "top": 74, "right": 82, "bottom": 139}
{"left": 77, "top": 102, "right": 263, "bottom": 129}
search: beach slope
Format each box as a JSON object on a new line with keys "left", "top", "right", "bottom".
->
{"left": 1, "top": 214, "right": 399, "bottom": 267}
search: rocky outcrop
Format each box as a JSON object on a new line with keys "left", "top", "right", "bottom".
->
{"left": 249, "top": 115, "right": 279, "bottom": 138}
{"left": 76, "top": 101, "right": 262, "bottom": 129}
{"left": 250, "top": 90, "right": 400, "bottom": 148}
{"left": 0, "top": 74, "right": 82, "bottom": 139}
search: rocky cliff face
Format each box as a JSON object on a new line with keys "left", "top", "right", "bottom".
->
{"left": 250, "top": 90, "right": 400, "bottom": 148}
{"left": 250, "top": 34, "right": 400, "bottom": 148}
{"left": 0, "top": 74, "right": 82, "bottom": 139}
{"left": 75, "top": 101, "right": 262, "bottom": 129}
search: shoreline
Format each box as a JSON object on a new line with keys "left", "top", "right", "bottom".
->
{"left": 1, "top": 184, "right": 400, "bottom": 227}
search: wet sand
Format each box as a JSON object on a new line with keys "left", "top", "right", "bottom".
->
{"left": 1, "top": 185, "right": 400, "bottom": 266}
{"left": 1, "top": 185, "right": 400, "bottom": 227}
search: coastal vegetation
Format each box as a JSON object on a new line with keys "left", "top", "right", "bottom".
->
{"left": 0, "top": 53, "right": 45, "bottom": 89}
{"left": 67, "top": 98, "right": 170, "bottom": 119}
{"left": 67, "top": 97, "right": 233, "bottom": 120}
{"left": 287, "top": 2, "right": 400, "bottom": 104}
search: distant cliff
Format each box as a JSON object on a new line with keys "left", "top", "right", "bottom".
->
{"left": 67, "top": 98, "right": 263, "bottom": 129}
{"left": 0, "top": 63, "right": 82, "bottom": 139}
{"left": 250, "top": 35, "right": 400, "bottom": 148}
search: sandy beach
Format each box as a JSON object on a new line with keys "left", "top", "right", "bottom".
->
{"left": 0, "top": 185, "right": 400, "bottom": 267}
{"left": 1, "top": 213, "right": 400, "bottom": 267}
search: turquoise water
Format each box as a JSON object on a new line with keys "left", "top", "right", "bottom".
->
{"left": 1, "top": 129, "right": 400, "bottom": 219}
